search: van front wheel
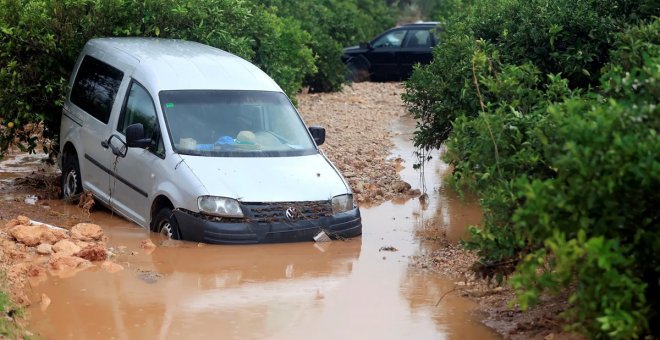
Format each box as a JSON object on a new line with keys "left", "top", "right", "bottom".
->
{"left": 62, "top": 154, "right": 82, "bottom": 202}
{"left": 154, "top": 208, "right": 181, "bottom": 240}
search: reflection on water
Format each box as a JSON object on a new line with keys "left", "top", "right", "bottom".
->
{"left": 26, "top": 115, "right": 497, "bottom": 339}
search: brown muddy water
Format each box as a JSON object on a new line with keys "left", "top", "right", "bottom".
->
{"left": 24, "top": 116, "right": 497, "bottom": 339}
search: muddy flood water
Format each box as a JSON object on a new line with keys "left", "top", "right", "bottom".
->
{"left": 24, "top": 116, "right": 498, "bottom": 339}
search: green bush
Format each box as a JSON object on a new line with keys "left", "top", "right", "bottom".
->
{"left": 507, "top": 20, "right": 660, "bottom": 337}
{"left": 0, "top": 285, "right": 20, "bottom": 337}
{"left": 264, "top": 0, "right": 395, "bottom": 92}
{"left": 0, "top": 0, "right": 315, "bottom": 157}
{"left": 404, "top": 0, "right": 657, "bottom": 151}
{"left": 404, "top": 0, "right": 660, "bottom": 335}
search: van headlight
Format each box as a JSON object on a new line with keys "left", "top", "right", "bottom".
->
{"left": 332, "top": 194, "right": 354, "bottom": 214}
{"left": 198, "top": 196, "right": 244, "bottom": 218}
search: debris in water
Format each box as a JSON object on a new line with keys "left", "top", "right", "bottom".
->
{"left": 101, "top": 261, "right": 124, "bottom": 274}
{"left": 48, "top": 254, "right": 93, "bottom": 278}
{"left": 313, "top": 230, "right": 331, "bottom": 242}
{"left": 78, "top": 191, "right": 95, "bottom": 215}
{"left": 39, "top": 293, "right": 51, "bottom": 312}
{"left": 140, "top": 239, "right": 157, "bottom": 253}
{"left": 379, "top": 246, "right": 398, "bottom": 252}
{"left": 138, "top": 270, "right": 163, "bottom": 284}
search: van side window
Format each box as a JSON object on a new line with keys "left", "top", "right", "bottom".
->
{"left": 118, "top": 81, "right": 164, "bottom": 156}
{"left": 70, "top": 56, "right": 124, "bottom": 124}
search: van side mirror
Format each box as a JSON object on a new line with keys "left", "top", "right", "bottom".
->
{"left": 126, "top": 123, "right": 151, "bottom": 148}
{"left": 309, "top": 126, "right": 325, "bottom": 146}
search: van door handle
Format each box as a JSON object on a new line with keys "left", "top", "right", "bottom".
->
{"left": 101, "top": 140, "right": 109, "bottom": 149}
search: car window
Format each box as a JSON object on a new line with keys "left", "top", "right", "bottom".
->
{"left": 70, "top": 56, "right": 124, "bottom": 124}
{"left": 117, "top": 81, "right": 164, "bottom": 156}
{"left": 404, "top": 29, "right": 432, "bottom": 48}
{"left": 372, "top": 30, "right": 407, "bottom": 48}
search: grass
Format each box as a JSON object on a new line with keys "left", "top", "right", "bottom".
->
{"left": 0, "top": 279, "right": 23, "bottom": 338}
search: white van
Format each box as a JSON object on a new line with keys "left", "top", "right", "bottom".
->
{"left": 59, "top": 38, "right": 361, "bottom": 244}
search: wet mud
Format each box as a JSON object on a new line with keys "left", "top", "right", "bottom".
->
{"left": 20, "top": 115, "right": 497, "bottom": 339}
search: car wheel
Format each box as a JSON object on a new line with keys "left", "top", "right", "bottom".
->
{"left": 153, "top": 207, "right": 181, "bottom": 240}
{"left": 347, "top": 61, "right": 370, "bottom": 82}
{"left": 61, "top": 153, "right": 82, "bottom": 202}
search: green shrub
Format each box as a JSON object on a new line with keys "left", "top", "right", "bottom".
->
{"left": 506, "top": 20, "right": 660, "bottom": 337}
{"left": 0, "top": 285, "right": 20, "bottom": 337}
{"left": 404, "top": 0, "right": 660, "bottom": 334}
{"left": 264, "top": 0, "right": 395, "bottom": 92}
{"left": 0, "top": 0, "right": 315, "bottom": 157}
{"left": 404, "top": 0, "right": 656, "bottom": 150}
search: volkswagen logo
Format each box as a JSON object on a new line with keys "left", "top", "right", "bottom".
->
{"left": 285, "top": 207, "right": 301, "bottom": 220}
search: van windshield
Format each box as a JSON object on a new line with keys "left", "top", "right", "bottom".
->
{"left": 160, "top": 90, "right": 317, "bottom": 157}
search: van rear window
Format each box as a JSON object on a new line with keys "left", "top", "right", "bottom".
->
{"left": 70, "top": 56, "right": 124, "bottom": 124}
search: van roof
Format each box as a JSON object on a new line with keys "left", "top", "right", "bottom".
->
{"left": 85, "top": 38, "right": 282, "bottom": 92}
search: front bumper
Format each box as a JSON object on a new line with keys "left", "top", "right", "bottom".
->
{"left": 173, "top": 208, "right": 362, "bottom": 244}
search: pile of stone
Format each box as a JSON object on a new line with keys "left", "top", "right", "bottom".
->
{"left": 0, "top": 216, "right": 122, "bottom": 306}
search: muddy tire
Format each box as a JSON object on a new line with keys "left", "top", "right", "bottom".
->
{"left": 61, "top": 153, "right": 82, "bottom": 202}
{"left": 153, "top": 207, "right": 181, "bottom": 240}
{"left": 347, "top": 61, "right": 370, "bottom": 83}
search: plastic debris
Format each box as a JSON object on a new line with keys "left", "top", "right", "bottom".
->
{"left": 313, "top": 230, "right": 331, "bottom": 242}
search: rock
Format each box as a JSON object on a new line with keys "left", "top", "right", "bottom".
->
{"left": 393, "top": 181, "right": 412, "bottom": 193}
{"left": 101, "top": 261, "right": 124, "bottom": 274}
{"left": 48, "top": 254, "right": 92, "bottom": 277}
{"left": 52, "top": 239, "right": 81, "bottom": 256}
{"left": 4, "top": 219, "right": 21, "bottom": 229}
{"left": 26, "top": 264, "right": 48, "bottom": 287}
{"left": 39, "top": 293, "right": 51, "bottom": 311}
{"left": 25, "top": 264, "right": 47, "bottom": 278}
{"left": 71, "top": 223, "right": 104, "bottom": 241}
{"left": 17, "top": 215, "right": 30, "bottom": 225}
{"left": 76, "top": 244, "right": 107, "bottom": 261}
{"left": 407, "top": 188, "right": 422, "bottom": 196}
{"left": 72, "top": 240, "right": 90, "bottom": 249}
{"left": 140, "top": 239, "right": 157, "bottom": 252}
{"left": 36, "top": 243, "right": 53, "bottom": 255}
{"left": 9, "top": 225, "right": 68, "bottom": 246}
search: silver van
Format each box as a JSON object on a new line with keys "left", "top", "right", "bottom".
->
{"left": 59, "top": 38, "right": 361, "bottom": 244}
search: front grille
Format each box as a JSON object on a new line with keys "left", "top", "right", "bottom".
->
{"left": 241, "top": 201, "right": 332, "bottom": 223}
